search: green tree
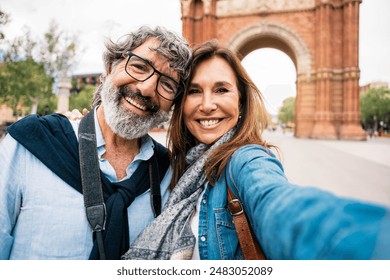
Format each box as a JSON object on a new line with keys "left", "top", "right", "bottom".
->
{"left": 37, "top": 92, "right": 58, "bottom": 116}
{"left": 0, "top": 19, "right": 79, "bottom": 116}
{"left": 0, "top": 28, "right": 53, "bottom": 115}
{"left": 69, "top": 83, "right": 96, "bottom": 112}
{"left": 278, "top": 96, "right": 295, "bottom": 125}
{"left": 360, "top": 87, "right": 390, "bottom": 132}
{"left": 0, "top": 57, "right": 53, "bottom": 115}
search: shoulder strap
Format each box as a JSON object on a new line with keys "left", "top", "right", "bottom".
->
{"left": 149, "top": 139, "right": 170, "bottom": 217}
{"left": 225, "top": 173, "right": 266, "bottom": 260}
{"left": 78, "top": 110, "right": 107, "bottom": 259}
{"left": 152, "top": 139, "right": 169, "bottom": 177}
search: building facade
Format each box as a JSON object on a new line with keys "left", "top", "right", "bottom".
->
{"left": 181, "top": 0, "right": 365, "bottom": 140}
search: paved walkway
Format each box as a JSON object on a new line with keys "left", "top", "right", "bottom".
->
{"left": 262, "top": 130, "right": 390, "bottom": 206}
{"left": 150, "top": 130, "right": 390, "bottom": 207}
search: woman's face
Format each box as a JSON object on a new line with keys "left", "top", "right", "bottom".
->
{"left": 183, "top": 56, "right": 240, "bottom": 145}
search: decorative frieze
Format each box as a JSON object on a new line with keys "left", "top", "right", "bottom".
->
{"left": 217, "top": 0, "right": 315, "bottom": 16}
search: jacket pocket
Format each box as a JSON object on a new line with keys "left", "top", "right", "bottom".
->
{"left": 214, "top": 207, "right": 243, "bottom": 260}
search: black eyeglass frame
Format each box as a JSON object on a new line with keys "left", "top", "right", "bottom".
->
{"left": 123, "top": 51, "right": 183, "bottom": 101}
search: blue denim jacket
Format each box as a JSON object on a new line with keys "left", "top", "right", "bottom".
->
{"left": 197, "top": 145, "right": 390, "bottom": 260}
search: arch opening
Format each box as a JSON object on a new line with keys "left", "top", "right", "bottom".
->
{"left": 242, "top": 48, "right": 297, "bottom": 120}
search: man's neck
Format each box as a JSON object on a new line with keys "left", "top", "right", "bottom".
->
{"left": 96, "top": 106, "right": 140, "bottom": 180}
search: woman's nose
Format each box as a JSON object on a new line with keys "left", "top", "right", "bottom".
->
{"left": 199, "top": 93, "right": 217, "bottom": 112}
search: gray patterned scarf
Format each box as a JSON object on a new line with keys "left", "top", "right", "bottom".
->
{"left": 122, "top": 129, "right": 235, "bottom": 260}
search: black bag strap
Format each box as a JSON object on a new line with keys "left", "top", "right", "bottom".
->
{"left": 78, "top": 110, "right": 168, "bottom": 259}
{"left": 149, "top": 139, "right": 169, "bottom": 217}
{"left": 149, "top": 154, "right": 161, "bottom": 217}
{"left": 78, "top": 110, "right": 107, "bottom": 259}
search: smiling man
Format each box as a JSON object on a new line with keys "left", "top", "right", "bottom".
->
{"left": 0, "top": 26, "right": 191, "bottom": 260}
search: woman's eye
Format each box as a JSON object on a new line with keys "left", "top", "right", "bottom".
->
{"left": 188, "top": 88, "right": 200, "bottom": 95}
{"left": 216, "top": 87, "right": 228, "bottom": 93}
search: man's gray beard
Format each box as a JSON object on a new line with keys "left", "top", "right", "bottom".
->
{"left": 100, "top": 77, "right": 169, "bottom": 140}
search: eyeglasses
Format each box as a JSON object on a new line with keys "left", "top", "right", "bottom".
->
{"left": 124, "top": 51, "right": 182, "bottom": 101}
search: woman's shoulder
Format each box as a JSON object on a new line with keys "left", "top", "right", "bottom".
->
{"left": 232, "top": 144, "right": 277, "bottom": 159}
{"left": 228, "top": 144, "right": 283, "bottom": 171}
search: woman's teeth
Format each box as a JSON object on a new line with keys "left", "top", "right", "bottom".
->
{"left": 200, "top": 119, "right": 219, "bottom": 127}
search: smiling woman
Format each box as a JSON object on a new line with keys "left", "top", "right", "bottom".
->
{"left": 184, "top": 56, "right": 241, "bottom": 145}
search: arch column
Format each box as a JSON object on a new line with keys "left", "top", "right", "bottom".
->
{"left": 181, "top": 0, "right": 217, "bottom": 45}
{"left": 181, "top": 0, "right": 194, "bottom": 43}
{"left": 339, "top": 0, "right": 365, "bottom": 140}
{"left": 311, "top": 1, "right": 337, "bottom": 139}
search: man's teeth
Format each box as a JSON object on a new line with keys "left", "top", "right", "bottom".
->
{"left": 200, "top": 119, "right": 219, "bottom": 127}
{"left": 125, "top": 97, "right": 146, "bottom": 111}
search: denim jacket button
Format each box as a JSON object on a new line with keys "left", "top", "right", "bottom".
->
{"left": 202, "top": 199, "right": 206, "bottom": 204}
{"left": 200, "top": 236, "right": 206, "bottom": 242}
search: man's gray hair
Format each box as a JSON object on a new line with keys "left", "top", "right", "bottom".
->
{"left": 92, "top": 25, "right": 191, "bottom": 107}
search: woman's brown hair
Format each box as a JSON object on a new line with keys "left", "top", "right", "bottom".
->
{"left": 167, "top": 40, "right": 275, "bottom": 189}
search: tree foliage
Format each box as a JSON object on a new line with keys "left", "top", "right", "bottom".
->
{"left": 360, "top": 87, "right": 390, "bottom": 129}
{"left": 0, "top": 17, "right": 79, "bottom": 116}
{"left": 278, "top": 96, "right": 295, "bottom": 125}
{"left": 69, "top": 83, "right": 96, "bottom": 112}
{"left": 0, "top": 57, "right": 53, "bottom": 115}
{"left": 37, "top": 93, "right": 58, "bottom": 116}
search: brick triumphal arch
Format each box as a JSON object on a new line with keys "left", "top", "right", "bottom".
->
{"left": 180, "top": 0, "right": 365, "bottom": 140}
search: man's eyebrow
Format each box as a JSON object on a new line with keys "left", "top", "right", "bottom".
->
{"left": 139, "top": 55, "right": 154, "bottom": 67}
{"left": 141, "top": 51, "right": 178, "bottom": 82}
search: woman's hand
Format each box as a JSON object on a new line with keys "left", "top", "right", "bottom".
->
{"left": 64, "top": 108, "right": 89, "bottom": 120}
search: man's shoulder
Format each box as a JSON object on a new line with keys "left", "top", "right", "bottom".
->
{"left": 6, "top": 113, "right": 79, "bottom": 162}
{"left": 7, "top": 114, "right": 75, "bottom": 138}
{"left": 0, "top": 133, "right": 20, "bottom": 152}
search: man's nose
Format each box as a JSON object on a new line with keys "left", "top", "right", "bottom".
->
{"left": 135, "top": 73, "right": 159, "bottom": 98}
